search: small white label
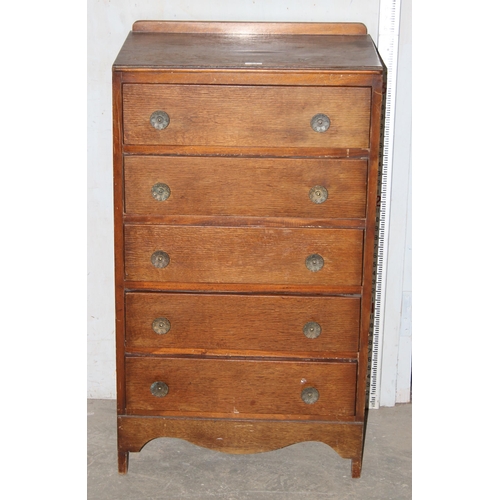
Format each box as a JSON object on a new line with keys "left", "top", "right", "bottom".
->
{"left": 245, "top": 62, "right": 262, "bottom": 65}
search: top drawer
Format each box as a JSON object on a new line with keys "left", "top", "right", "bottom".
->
{"left": 122, "top": 85, "right": 371, "bottom": 148}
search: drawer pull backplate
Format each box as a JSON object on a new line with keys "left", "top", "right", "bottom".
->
{"left": 303, "top": 321, "right": 322, "bottom": 339}
{"left": 151, "top": 182, "right": 171, "bottom": 201}
{"left": 310, "top": 113, "right": 330, "bottom": 133}
{"left": 151, "top": 250, "right": 170, "bottom": 268}
{"left": 152, "top": 317, "right": 171, "bottom": 335}
{"left": 305, "top": 254, "right": 324, "bottom": 272}
{"left": 301, "top": 387, "right": 320, "bottom": 404}
{"left": 150, "top": 110, "right": 170, "bottom": 130}
{"left": 309, "top": 185, "right": 328, "bottom": 204}
{"left": 150, "top": 381, "right": 169, "bottom": 397}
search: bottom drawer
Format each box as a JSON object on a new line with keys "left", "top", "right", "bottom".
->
{"left": 125, "top": 357, "right": 357, "bottom": 419}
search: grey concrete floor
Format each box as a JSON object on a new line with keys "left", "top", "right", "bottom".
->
{"left": 88, "top": 399, "right": 411, "bottom": 499}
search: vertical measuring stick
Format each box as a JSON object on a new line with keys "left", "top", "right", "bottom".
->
{"left": 368, "top": 0, "right": 402, "bottom": 409}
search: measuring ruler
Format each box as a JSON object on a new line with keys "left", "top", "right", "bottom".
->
{"left": 367, "top": 0, "right": 402, "bottom": 409}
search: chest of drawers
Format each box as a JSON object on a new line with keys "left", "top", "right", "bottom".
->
{"left": 112, "top": 21, "right": 384, "bottom": 478}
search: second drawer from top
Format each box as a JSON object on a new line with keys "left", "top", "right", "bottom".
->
{"left": 124, "top": 157, "right": 368, "bottom": 219}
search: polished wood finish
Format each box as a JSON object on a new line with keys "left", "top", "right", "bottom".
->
{"left": 123, "top": 85, "right": 371, "bottom": 148}
{"left": 125, "top": 293, "right": 360, "bottom": 355}
{"left": 115, "top": 33, "right": 380, "bottom": 71}
{"left": 124, "top": 157, "right": 368, "bottom": 218}
{"left": 113, "top": 21, "right": 384, "bottom": 478}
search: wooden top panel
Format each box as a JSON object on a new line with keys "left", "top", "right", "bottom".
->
{"left": 113, "top": 31, "right": 383, "bottom": 71}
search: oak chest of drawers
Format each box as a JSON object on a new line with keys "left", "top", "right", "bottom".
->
{"left": 112, "top": 20, "right": 384, "bottom": 478}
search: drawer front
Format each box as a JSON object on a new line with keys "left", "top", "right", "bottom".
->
{"left": 124, "top": 225, "right": 363, "bottom": 286}
{"left": 125, "top": 292, "right": 360, "bottom": 354}
{"left": 125, "top": 357, "right": 357, "bottom": 418}
{"left": 124, "top": 157, "right": 368, "bottom": 219}
{"left": 123, "top": 84, "right": 371, "bottom": 148}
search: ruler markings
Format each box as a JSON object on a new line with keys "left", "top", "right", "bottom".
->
{"left": 368, "top": 0, "right": 401, "bottom": 409}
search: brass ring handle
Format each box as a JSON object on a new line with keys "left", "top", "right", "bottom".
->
{"left": 151, "top": 183, "right": 171, "bottom": 201}
{"left": 309, "top": 185, "right": 328, "bottom": 204}
{"left": 152, "top": 317, "right": 171, "bottom": 335}
{"left": 151, "top": 251, "right": 170, "bottom": 268}
{"left": 301, "top": 387, "right": 319, "bottom": 404}
{"left": 310, "top": 113, "right": 330, "bottom": 133}
{"left": 150, "top": 110, "right": 170, "bottom": 130}
{"left": 305, "top": 254, "right": 324, "bottom": 272}
{"left": 303, "top": 322, "right": 322, "bottom": 339}
{"left": 150, "top": 381, "right": 169, "bottom": 397}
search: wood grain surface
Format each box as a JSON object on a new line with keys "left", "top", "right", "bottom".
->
{"left": 115, "top": 27, "right": 383, "bottom": 72}
{"left": 113, "top": 20, "right": 384, "bottom": 478}
{"left": 132, "top": 21, "right": 368, "bottom": 35}
{"left": 125, "top": 292, "right": 360, "bottom": 354}
{"left": 124, "top": 156, "right": 367, "bottom": 219}
{"left": 122, "top": 85, "right": 371, "bottom": 148}
{"left": 124, "top": 225, "right": 364, "bottom": 285}
{"left": 118, "top": 415, "right": 363, "bottom": 455}
{"left": 117, "top": 415, "right": 364, "bottom": 475}
{"left": 125, "top": 356, "right": 357, "bottom": 418}
{"left": 120, "top": 70, "right": 380, "bottom": 89}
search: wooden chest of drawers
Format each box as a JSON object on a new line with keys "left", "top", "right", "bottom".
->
{"left": 112, "top": 21, "right": 384, "bottom": 478}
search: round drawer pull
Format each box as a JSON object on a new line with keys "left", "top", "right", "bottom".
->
{"left": 150, "top": 381, "right": 169, "bottom": 397}
{"left": 150, "top": 110, "right": 170, "bottom": 130}
{"left": 305, "top": 254, "right": 324, "bottom": 272}
{"left": 151, "top": 250, "right": 170, "bottom": 268}
{"left": 309, "top": 185, "right": 328, "bottom": 204}
{"left": 151, "top": 182, "right": 171, "bottom": 202}
{"left": 303, "top": 321, "right": 322, "bottom": 339}
{"left": 152, "top": 317, "right": 171, "bottom": 335}
{"left": 301, "top": 387, "right": 319, "bottom": 404}
{"left": 310, "top": 113, "right": 330, "bottom": 133}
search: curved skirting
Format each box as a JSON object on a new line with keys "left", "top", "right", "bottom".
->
{"left": 117, "top": 416, "right": 364, "bottom": 477}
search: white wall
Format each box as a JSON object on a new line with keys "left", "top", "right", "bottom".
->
{"left": 87, "top": 0, "right": 411, "bottom": 403}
